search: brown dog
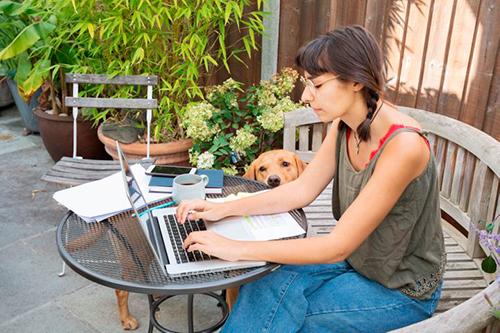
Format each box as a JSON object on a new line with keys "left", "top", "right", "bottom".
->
{"left": 223, "top": 149, "right": 307, "bottom": 309}
{"left": 243, "top": 149, "right": 307, "bottom": 187}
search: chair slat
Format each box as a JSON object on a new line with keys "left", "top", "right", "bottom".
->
{"left": 435, "top": 137, "right": 447, "bottom": 188}
{"left": 441, "top": 141, "right": 457, "bottom": 198}
{"left": 467, "top": 161, "right": 494, "bottom": 257}
{"left": 65, "top": 73, "right": 158, "bottom": 85}
{"left": 459, "top": 152, "right": 476, "bottom": 211}
{"left": 65, "top": 97, "right": 157, "bottom": 109}
{"left": 450, "top": 146, "right": 466, "bottom": 204}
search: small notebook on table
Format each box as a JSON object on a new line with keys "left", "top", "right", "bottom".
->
{"left": 148, "top": 169, "right": 224, "bottom": 194}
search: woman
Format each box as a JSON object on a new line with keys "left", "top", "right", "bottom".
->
{"left": 177, "top": 25, "right": 445, "bottom": 332}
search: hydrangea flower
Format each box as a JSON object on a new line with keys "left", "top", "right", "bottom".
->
{"left": 196, "top": 151, "right": 215, "bottom": 169}
{"left": 257, "top": 107, "right": 283, "bottom": 132}
{"left": 182, "top": 102, "right": 219, "bottom": 141}
{"left": 188, "top": 148, "right": 200, "bottom": 166}
{"left": 222, "top": 165, "right": 238, "bottom": 175}
{"left": 229, "top": 128, "right": 257, "bottom": 155}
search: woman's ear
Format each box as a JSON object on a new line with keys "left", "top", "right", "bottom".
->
{"left": 352, "top": 82, "right": 365, "bottom": 92}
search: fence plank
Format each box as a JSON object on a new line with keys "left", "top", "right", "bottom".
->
{"left": 278, "top": 0, "right": 302, "bottom": 70}
{"left": 459, "top": 0, "right": 500, "bottom": 130}
{"left": 437, "top": 0, "right": 480, "bottom": 119}
{"left": 364, "top": 0, "right": 389, "bottom": 43}
{"left": 383, "top": 0, "right": 409, "bottom": 102}
{"left": 416, "top": 0, "right": 456, "bottom": 113}
{"left": 395, "top": 0, "right": 433, "bottom": 107}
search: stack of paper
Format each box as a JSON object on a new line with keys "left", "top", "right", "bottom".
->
{"left": 53, "top": 164, "right": 170, "bottom": 223}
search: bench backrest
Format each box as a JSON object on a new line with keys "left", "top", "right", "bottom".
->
{"left": 64, "top": 73, "right": 158, "bottom": 159}
{"left": 283, "top": 106, "right": 500, "bottom": 259}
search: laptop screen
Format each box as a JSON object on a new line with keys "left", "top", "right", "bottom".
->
{"left": 116, "top": 141, "right": 151, "bottom": 217}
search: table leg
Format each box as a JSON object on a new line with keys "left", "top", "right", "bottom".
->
{"left": 147, "top": 292, "right": 229, "bottom": 333}
{"left": 187, "top": 294, "right": 194, "bottom": 333}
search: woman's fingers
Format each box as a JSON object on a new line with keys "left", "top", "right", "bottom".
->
{"left": 183, "top": 231, "right": 206, "bottom": 249}
{"left": 176, "top": 199, "right": 206, "bottom": 223}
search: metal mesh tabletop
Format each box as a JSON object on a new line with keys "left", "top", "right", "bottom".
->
{"left": 57, "top": 176, "right": 307, "bottom": 295}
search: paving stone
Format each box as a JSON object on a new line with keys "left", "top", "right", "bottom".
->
{"left": 0, "top": 302, "right": 99, "bottom": 333}
{"left": 0, "top": 229, "right": 91, "bottom": 322}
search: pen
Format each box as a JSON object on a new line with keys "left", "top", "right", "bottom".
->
{"left": 136, "top": 201, "right": 175, "bottom": 218}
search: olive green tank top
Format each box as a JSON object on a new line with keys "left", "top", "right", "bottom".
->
{"left": 332, "top": 126, "right": 446, "bottom": 299}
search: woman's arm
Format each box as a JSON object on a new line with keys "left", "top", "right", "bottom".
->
{"left": 177, "top": 119, "right": 340, "bottom": 223}
{"left": 184, "top": 131, "right": 431, "bottom": 264}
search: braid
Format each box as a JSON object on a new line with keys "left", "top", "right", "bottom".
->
{"left": 356, "top": 88, "right": 380, "bottom": 141}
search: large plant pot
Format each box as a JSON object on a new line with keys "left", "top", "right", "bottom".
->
{"left": 6, "top": 78, "right": 40, "bottom": 132}
{"left": 0, "top": 78, "right": 13, "bottom": 107}
{"left": 97, "top": 124, "right": 193, "bottom": 165}
{"left": 34, "top": 108, "right": 108, "bottom": 162}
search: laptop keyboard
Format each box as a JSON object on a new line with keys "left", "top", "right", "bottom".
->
{"left": 164, "top": 214, "right": 215, "bottom": 264}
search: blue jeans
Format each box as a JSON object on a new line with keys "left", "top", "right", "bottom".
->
{"left": 222, "top": 261, "right": 442, "bottom": 333}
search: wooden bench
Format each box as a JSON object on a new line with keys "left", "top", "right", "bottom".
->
{"left": 284, "top": 106, "right": 499, "bottom": 332}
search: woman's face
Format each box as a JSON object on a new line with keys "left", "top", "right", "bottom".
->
{"left": 300, "top": 71, "right": 358, "bottom": 123}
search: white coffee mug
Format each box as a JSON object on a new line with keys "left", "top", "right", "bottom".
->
{"left": 172, "top": 174, "right": 209, "bottom": 204}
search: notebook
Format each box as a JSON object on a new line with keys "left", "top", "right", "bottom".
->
{"left": 117, "top": 141, "right": 305, "bottom": 276}
{"left": 148, "top": 169, "right": 224, "bottom": 194}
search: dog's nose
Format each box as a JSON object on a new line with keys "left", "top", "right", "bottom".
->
{"left": 267, "top": 175, "right": 281, "bottom": 187}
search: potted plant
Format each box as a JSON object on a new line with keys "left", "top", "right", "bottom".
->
{"left": 46, "top": 0, "right": 265, "bottom": 163}
{"left": 183, "top": 67, "right": 302, "bottom": 175}
{"left": 0, "top": 0, "right": 56, "bottom": 134}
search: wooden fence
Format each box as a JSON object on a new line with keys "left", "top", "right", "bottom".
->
{"left": 245, "top": 0, "right": 499, "bottom": 140}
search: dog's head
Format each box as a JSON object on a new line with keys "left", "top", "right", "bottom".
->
{"left": 243, "top": 149, "right": 307, "bottom": 187}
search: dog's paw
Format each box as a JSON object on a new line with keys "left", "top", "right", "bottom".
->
{"left": 121, "top": 316, "right": 139, "bottom": 330}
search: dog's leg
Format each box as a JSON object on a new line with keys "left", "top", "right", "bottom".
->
{"left": 115, "top": 289, "right": 139, "bottom": 330}
{"left": 226, "top": 287, "right": 240, "bottom": 311}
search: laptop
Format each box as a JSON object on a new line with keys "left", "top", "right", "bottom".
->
{"left": 116, "top": 141, "right": 274, "bottom": 276}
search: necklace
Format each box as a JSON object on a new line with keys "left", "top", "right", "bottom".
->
{"left": 353, "top": 101, "right": 385, "bottom": 155}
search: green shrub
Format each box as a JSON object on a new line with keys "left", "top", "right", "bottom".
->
{"left": 36, "top": 0, "right": 265, "bottom": 142}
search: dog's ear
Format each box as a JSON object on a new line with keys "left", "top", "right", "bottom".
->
{"left": 293, "top": 154, "right": 307, "bottom": 176}
{"left": 243, "top": 160, "right": 257, "bottom": 180}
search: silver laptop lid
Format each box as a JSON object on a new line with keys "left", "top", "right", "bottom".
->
{"left": 116, "top": 141, "right": 151, "bottom": 217}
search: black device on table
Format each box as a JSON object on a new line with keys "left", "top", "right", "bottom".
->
{"left": 145, "top": 165, "right": 196, "bottom": 177}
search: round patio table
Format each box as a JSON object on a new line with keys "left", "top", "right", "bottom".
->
{"left": 56, "top": 175, "right": 307, "bottom": 333}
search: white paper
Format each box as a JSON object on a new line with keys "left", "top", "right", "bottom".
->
{"left": 212, "top": 213, "right": 305, "bottom": 241}
{"left": 207, "top": 191, "right": 305, "bottom": 240}
{"left": 53, "top": 164, "right": 170, "bottom": 222}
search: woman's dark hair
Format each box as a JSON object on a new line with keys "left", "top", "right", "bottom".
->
{"left": 295, "top": 25, "right": 385, "bottom": 142}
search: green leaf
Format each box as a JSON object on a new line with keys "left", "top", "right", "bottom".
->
{"left": 491, "top": 308, "right": 500, "bottom": 320}
{"left": 486, "top": 223, "right": 494, "bottom": 233}
{"left": 481, "top": 255, "right": 497, "bottom": 274}
{"left": 131, "top": 47, "right": 145, "bottom": 64}
{"left": 0, "top": 22, "right": 56, "bottom": 60}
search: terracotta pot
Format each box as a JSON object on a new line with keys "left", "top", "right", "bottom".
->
{"left": 97, "top": 124, "right": 193, "bottom": 165}
{"left": 34, "top": 108, "right": 108, "bottom": 161}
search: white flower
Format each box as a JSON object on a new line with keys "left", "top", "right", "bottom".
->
{"left": 196, "top": 151, "right": 215, "bottom": 169}
{"left": 229, "top": 128, "right": 257, "bottom": 155}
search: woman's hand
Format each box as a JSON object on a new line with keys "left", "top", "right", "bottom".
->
{"left": 175, "top": 199, "right": 228, "bottom": 224}
{"left": 183, "top": 231, "right": 242, "bottom": 261}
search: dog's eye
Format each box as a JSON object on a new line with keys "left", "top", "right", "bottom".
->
{"left": 258, "top": 166, "right": 266, "bottom": 172}
{"left": 282, "top": 161, "right": 290, "bottom": 167}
